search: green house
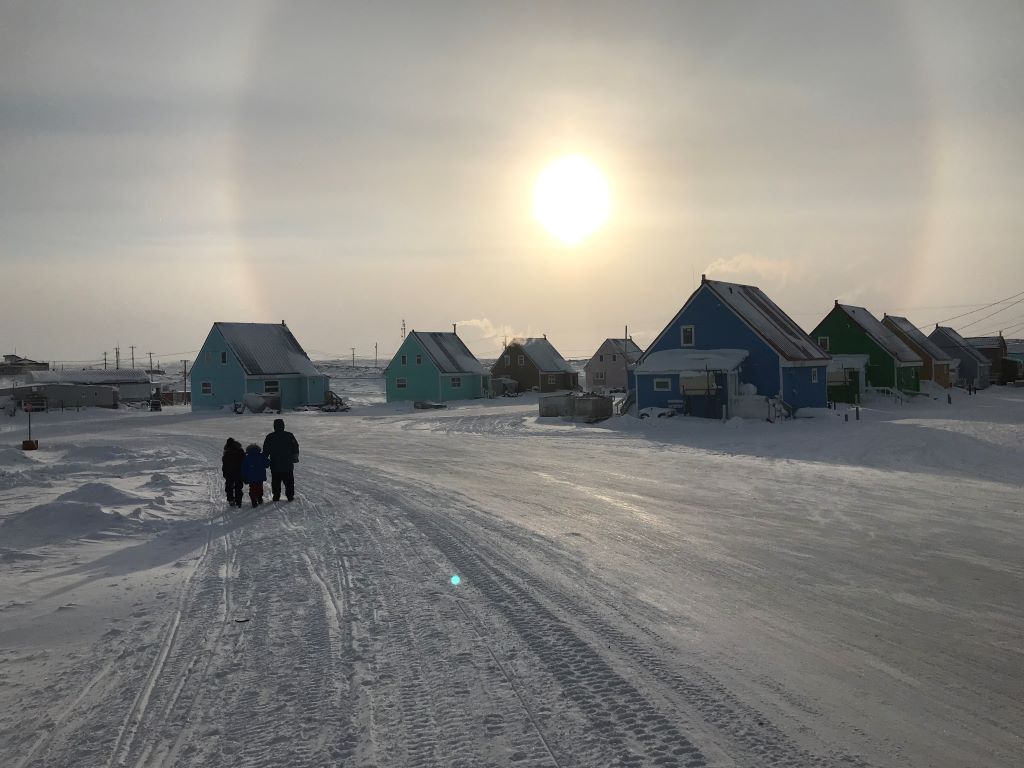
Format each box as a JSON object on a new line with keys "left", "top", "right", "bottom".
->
{"left": 812, "top": 302, "right": 923, "bottom": 392}
{"left": 385, "top": 331, "right": 489, "bottom": 403}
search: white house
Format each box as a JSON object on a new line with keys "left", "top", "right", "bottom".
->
{"left": 584, "top": 338, "right": 642, "bottom": 392}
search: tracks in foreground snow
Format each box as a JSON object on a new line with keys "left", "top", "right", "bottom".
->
{"left": 10, "top": 454, "right": 867, "bottom": 768}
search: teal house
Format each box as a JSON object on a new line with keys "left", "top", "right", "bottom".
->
{"left": 191, "top": 322, "right": 330, "bottom": 411}
{"left": 386, "top": 331, "right": 488, "bottom": 403}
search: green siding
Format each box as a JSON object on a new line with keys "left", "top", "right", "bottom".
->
{"left": 386, "top": 335, "right": 488, "bottom": 403}
{"left": 813, "top": 307, "right": 920, "bottom": 392}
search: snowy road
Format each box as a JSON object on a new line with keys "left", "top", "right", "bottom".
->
{"left": 1, "top": 393, "right": 1022, "bottom": 767}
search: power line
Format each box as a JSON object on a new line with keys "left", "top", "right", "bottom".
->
{"left": 929, "top": 289, "right": 1024, "bottom": 327}
{"left": 957, "top": 295, "right": 1024, "bottom": 332}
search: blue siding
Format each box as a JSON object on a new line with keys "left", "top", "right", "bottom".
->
{"left": 636, "top": 371, "right": 729, "bottom": 417}
{"left": 648, "top": 287, "right": 781, "bottom": 397}
{"left": 644, "top": 284, "right": 827, "bottom": 412}
{"left": 190, "top": 327, "right": 247, "bottom": 410}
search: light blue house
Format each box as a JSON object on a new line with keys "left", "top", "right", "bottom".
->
{"left": 385, "top": 331, "right": 488, "bottom": 403}
{"left": 190, "top": 322, "right": 329, "bottom": 411}
{"left": 634, "top": 277, "right": 830, "bottom": 417}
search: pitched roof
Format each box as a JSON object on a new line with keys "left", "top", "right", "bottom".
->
{"left": 836, "top": 305, "right": 922, "bottom": 364}
{"left": 964, "top": 336, "right": 1005, "bottom": 350}
{"left": 608, "top": 338, "right": 643, "bottom": 357}
{"left": 883, "top": 315, "right": 953, "bottom": 363}
{"left": 702, "top": 280, "right": 829, "bottom": 362}
{"left": 930, "top": 326, "right": 991, "bottom": 366}
{"left": 410, "top": 331, "right": 485, "bottom": 375}
{"left": 26, "top": 369, "right": 151, "bottom": 385}
{"left": 513, "top": 338, "right": 576, "bottom": 373}
{"left": 215, "top": 322, "right": 322, "bottom": 377}
{"left": 636, "top": 349, "right": 747, "bottom": 375}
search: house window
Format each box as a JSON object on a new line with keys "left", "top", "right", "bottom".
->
{"left": 264, "top": 380, "right": 280, "bottom": 394}
{"left": 220, "top": 351, "right": 227, "bottom": 364}
{"left": 416, "top": 355, "right": 422, "bottom": 365}
{"left": 654, "top": 378, "right": 671, "bottom": 391}
{"left": 517, "top": 355, "right": 525, "bottom": 366}
{"left": 599, "top": 354, "right": 604, "bottom": 362}
{"left": 451, "top": 376, "right": 462, "bottom": 388}
{"left": 201, "top": 381, "right": 213, "bottom": 395}
{"left": 818, "top": 336, "right": 830, "bottom": 351}
{"left": 548, "top": 375, "right": 557, "bottom": 384}
{"left": 401, "top": 355, "right": 407, "bottom": 365}
{"left": 612, "top": 354, "right": 617, "bottom": 362}
{"left": 811, "top": 368, "right": 819, "bottom": 384}
{"left": 681, "top": 326, "right": 695, "bottom": 347}
{"left": 503, "top": 354, "right": 510, "bottom": 366}
{"left": 594, "top": 372, "right": 606, "bottom": 383}
{"left": 396, "top": 378, "right": 407, "bottom": 389}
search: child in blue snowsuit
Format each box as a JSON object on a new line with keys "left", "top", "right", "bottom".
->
{"left": 242, "top": 443, "right": 270, "bottom": 508}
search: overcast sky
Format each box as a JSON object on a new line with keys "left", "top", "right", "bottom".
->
{"left": 2, "top": 1, "right": 1023, "bottom": 364}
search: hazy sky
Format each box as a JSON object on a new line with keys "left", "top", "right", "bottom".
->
{"left": 2, "top": 1, "right": 1023, "bottom": 365}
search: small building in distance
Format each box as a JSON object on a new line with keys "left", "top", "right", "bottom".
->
{"left": 191, "top": 322, "right": 330, "bottom": 411}
{"left": 22, "top": 368, "right": 153, "bottom": 402}
{"left": 584, "top": 338, "right": 642, "bottom": 393}
{"left": 964, "top": 335, "right": 1019, "bottom": 385}
{"left": 928, "top": 326, "right": 991, "bottom": 389}
{"left": 812, "top": 303, "right": 922, "bottom": 393}
{"left": 385, "top": 331, "right": 489, "bottom": 403}
{"left": 0, "top": 354, "right": 49, "bottom": 376}
{"left": 491, "top": 337, "right": 579, "bottom": 393}
{"left": 882, "top": 315, "right": 954, "bottom": 388}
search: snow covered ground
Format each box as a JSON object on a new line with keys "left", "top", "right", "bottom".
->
{"left": 0, "top": 389, "right": 1021, "bottom": 767}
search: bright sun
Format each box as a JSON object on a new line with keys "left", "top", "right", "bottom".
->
{"left": 533, "top": 155, "right": 611, "bottom": 246}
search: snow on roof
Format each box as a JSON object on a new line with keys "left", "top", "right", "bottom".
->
{"left": 514, "top": 338, "right": 576, "bottom": 373}
{"left": 25, "top": 369, "right": 151, "bottom": 385}
{"left": 636, "top": 349, "right": 748, "bottom": 375}
{"left": 930, "top": 326, "right": 991, "bottom": 366}
{"left": 827, "top": 354, "right": 870, "bottom": 372}
{"left": 702, "top": 280, "right": 829, "bottom": 362}
{"left": 884, "top": 315, "right": 954, "bottom": 363}
{"left": 411, "top": 331, "right": 485, "bottom": 375}
{"left": 837, "top": 305, "right": 922, "bottom": 365}
{"left": 215, "top": 322, "right": 322, "bottom": 377}
{"left": 964, "top": 336, "right": 1005, "bottom": 350}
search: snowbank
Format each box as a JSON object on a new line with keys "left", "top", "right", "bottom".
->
{"left": 0, "top": 501, "right": 138, "bottom": 548}
{"left": 58, "top": 482, "right": 149, "bottom": 506}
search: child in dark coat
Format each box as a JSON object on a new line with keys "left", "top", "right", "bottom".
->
{"left": 222, "top": 438, "right": 245, "bottom": 507}
{"left": 242, "top": 443, "right": 270, "bottom": 508}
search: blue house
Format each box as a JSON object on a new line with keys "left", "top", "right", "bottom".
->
{"left": 634, "top": 277, "right": 830, "bottom": 417}
{"left": 190, "top": 322, "right": 330, "bottom": 411}
{"left": 385, "top": 331, "right": 489, "bottom": 403}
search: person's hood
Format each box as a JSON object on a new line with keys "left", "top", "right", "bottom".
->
{"left": 245, "top": 446, "right": 262, "bottom": 455}
{"left": 273, "top": 419, "right": 285, "bottom": 432}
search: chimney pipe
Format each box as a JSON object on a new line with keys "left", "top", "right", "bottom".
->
{"left": 453, "top": 323, "right": 457, "bottom": 334}
{"left": 701, "top": 274, "right": 706, "bottom": 283}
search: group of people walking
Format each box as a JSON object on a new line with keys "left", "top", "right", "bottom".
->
{"left": 221, "top": 418, "right": 300, "bottom": 508}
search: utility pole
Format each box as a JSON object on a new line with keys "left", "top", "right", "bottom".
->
{"left": 374, "top": 342, "right": 378, "bottom": 369}
{"left": 103, "top": 352, "right": 108, "bottom": 370}
{"left": 181, "top": 360, "right": 188, "bottom": 396}
{"left": 129, "top": 345, "right": 136, "bottom": 369}
{"left": 351, "top": 348, "right": 356, "bottom": 367}
{"left": 115, "top": 345, "right": 120, "bottom": 369}
{"left": 147, "top": 352, "right": 154, "bottom": 372}
{"left": 401, "top": 319, "right": 406, "bottom": 339}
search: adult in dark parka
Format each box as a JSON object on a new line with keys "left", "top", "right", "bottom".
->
{"left": 262, "top": 418, "right": 299, "bottom": 501}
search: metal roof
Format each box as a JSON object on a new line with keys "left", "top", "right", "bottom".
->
{"left": 883, "top": 315, "right": 954, "bottom": 363}
{"left": 837, "top": 305, "right": 922, "bottom": 364}
{"left": 703, "top": 280, "right": 830, "bottom": 362}
{"left": 963, "top": 336, "right": 1005, "bottom": 350}
{"left": 512, "top": 338, "right": 576, "bottom": 373}
{"left": 25, "top": 369, "right": 151, "bottom": 385}
{"left": 410, "top": 331, "right": 485, "bottom": 375}
{"left": 636, "top": 349, "right": 748, "bottom": 375}
{"left": 929, "top": 326, "right": 991, "bottom": 366}
{"left": 215, "top": 323, "right": 323, "bottom": 377}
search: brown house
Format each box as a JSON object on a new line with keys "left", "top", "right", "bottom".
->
{"left": 491, "top": 337, "right": 579, "bottom": 393}
{"left": 882, "top": 315, "right": 954, "bottom": 388}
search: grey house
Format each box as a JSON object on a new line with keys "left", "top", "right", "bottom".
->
{"left": 928, "top": 326, "right": 991, "bottom": 389}
{"left": 584, "top": 338, "right": 642, "bottom": 393}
